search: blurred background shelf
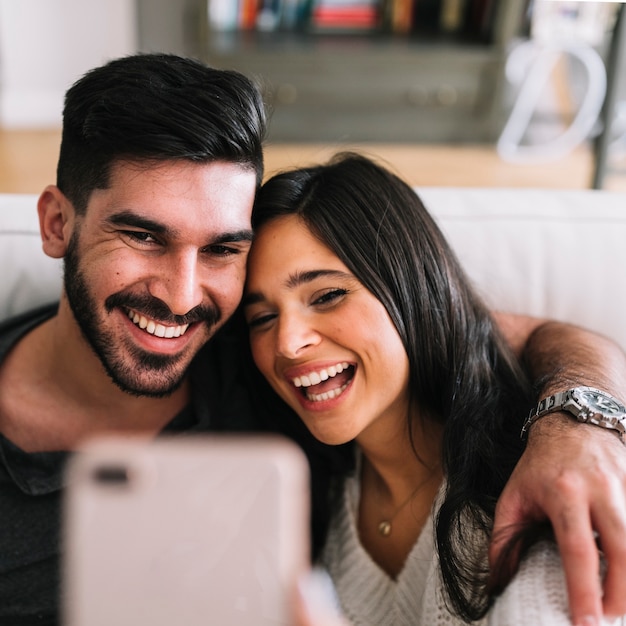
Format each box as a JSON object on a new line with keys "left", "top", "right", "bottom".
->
{"left": 139, "top": 0, "right": 529, "bottom": 143}
{"left": 0, "top": 0, "right": 624, "bottom": 193}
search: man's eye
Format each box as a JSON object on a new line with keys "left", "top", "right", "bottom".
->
{"left": 206, "top": 244, "right": 240, "bottom": 256}
{"left": 123, "top": 231, "right": 159, "bottom": 245}
{"left": 313, "top": 289, "right": 348, "bottom": 306}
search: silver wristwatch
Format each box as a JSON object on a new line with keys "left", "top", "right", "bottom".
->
{"left": 522, "top": 386, "right": 626, "bottom": 444}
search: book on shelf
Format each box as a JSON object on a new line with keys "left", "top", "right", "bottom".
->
{"left": 383, "top": 0, "right": 413, "bottom": 34}
{"left": 463, "top": 0, "right": 496, "bottom": 41}
{"left": 310, "top": 0, "right": 381, "bottom": 32}
{"left": 256, "top": 0, "right": 282, "bottom": 30}
{"left": 207, "top": 0, "right": 240, "bottom": 31}
{"left": 440, "top": 0, "right": 465, "bottom": 34}
{"left": 239, "top": 0, "right": 260, "bottom": 30}
{"left": 412, "top": 0, "right": 443, "bottom": 33}
{"left": 205, "top": 0, "right": 506, "bottom": 40}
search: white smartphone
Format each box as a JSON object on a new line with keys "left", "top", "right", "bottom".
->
{"left": 62, "top": 434, "right": 311, "bottom": 626}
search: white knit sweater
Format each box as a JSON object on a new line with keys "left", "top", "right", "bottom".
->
{"left": 320, "top": 473, "right": 624, "bottom": 626}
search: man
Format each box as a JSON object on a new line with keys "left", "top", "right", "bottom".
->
{"left": 0, "top": 53, "right": 624, "bottom": 626}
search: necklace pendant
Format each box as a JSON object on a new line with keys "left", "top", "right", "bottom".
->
{"left": 378, "top": 520, "right": 392, "bottom": 537}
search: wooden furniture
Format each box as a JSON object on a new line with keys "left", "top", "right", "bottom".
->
{"left": 137, "top": 0, "right": 529, "bottom": 143}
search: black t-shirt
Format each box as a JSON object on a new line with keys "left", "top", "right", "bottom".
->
{"left": 0, "top": 306, "right": 349, "bottom": 625}
{"left": 0, "top": 304, "right": 261, "bottom": 625}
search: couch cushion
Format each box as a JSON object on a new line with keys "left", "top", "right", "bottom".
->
{"left": 419, "top": 187, "right": 626, "bottom": 351}
{"left": 0, "top": 194, "right": 62, "bottom": 320}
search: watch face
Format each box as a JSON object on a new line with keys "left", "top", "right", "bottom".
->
{"left": 577, "top": 389, "right": 626, "bottom": 415}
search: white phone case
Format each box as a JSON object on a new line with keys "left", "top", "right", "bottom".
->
{"left": 63, "top": 435, "right": 310, "bottom": 626}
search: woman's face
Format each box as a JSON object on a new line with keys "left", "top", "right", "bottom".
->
{"left": 244, "top": 215, "right": 411, "bottom": 446}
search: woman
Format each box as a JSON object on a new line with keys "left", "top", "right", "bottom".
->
{"left": 242, "top": 152, "right": 605, "bottom": 625}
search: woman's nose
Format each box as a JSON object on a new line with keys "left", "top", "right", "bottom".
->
{"left": 275, "top": 312, "right": 321, "bottom": 359}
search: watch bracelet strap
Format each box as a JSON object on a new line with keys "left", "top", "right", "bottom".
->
{"left": 521, "top": 389, "right": 626, "bottom": 444}
{"left": 521, "top": 390, "right": 569, "bottom": 440}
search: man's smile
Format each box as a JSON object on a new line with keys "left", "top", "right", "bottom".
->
{"left": 126, "top": 308, "right": 190, "bottom": 338}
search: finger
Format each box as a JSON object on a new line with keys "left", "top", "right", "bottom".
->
{"left": 550, "top": 499, "right": 603, "bottom": 625}
{"left": 589, "top": 487, "right": 626, "bottom": 618}
{"left": 598, "top": 547, "right": 626, "bottom": 620}
{"left": 488, "top": 484, "right": 542, "bottom": 586}
{"left": 487, "top": 528, "right": 522, "bottom": 595}
{"left": 295, "top": 569, "right": 348, "bottom": 626}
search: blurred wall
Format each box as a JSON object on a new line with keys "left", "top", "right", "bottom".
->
{"left": 0, "top": 0, "right": 137, "bottom": 128}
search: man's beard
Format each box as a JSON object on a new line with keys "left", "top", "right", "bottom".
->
{"left": 63, "top": 231, "right": 221, "bottom": 397}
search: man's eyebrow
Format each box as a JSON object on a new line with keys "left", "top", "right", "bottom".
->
{"left": 242, "top": 269, "right": 352, "bottom": 307}
{"left": 107, "top": 211, "right": 169, "bottom": 235}
{"left": 106, "top": 212, "right": 253, "bottom": 244}
{"left": 213, "top": 230, "right": 254, "bottom": 244}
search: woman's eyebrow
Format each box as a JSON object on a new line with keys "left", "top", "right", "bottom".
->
{"left": 241, "top": 292, "right": 264, "bottom": 307}
{"left": 285, "top": 269, "right": 351, "bottom": 289}
{"left": 242, "top": 269, "right": 353, "bottom": 308}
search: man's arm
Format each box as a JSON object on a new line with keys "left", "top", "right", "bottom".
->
{"left": 493, "top": 314, "right": 626, "bottom": 626}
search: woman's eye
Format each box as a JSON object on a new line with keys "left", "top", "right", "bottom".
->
{"left": 312, "top": 288, "right": 348, "bottom": 306}
{"left": 247, "top": 312, "right": 277, "bottom": 329}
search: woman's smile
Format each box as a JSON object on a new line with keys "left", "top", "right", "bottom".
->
{"left": 287, "top": 361, "right": 356, "bottom": 404}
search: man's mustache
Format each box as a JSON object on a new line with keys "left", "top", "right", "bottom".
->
{"left": 105, "top": 292, "right": 221, "bottom": 327}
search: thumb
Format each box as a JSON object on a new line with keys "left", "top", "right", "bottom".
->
{"left": 295, "top": 569, "right": 350, "bottom": 626}
{"left": 487, "top": 522, "right": 524, "bottom": 596}
{"left": 488, "top": 494, "right": 528, "bottom": 594}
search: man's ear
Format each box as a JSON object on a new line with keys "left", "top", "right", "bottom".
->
{"left": 38, "top": 185, "right": 76, "bottom": 259}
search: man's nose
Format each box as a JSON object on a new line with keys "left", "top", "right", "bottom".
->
{"left": 148, "top": 251, "right": 204, "bottom": 316}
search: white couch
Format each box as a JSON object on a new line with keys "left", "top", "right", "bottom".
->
{"left": 2, "top": 189, "right": 625, "bottom": 351}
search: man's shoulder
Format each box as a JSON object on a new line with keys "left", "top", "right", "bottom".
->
{"left": 0, "top": 304, "right": 58, "bottom": 358}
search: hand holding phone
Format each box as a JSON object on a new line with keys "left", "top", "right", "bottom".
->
{"left": 63, "top": 435, "right": 310, "bottom": 626}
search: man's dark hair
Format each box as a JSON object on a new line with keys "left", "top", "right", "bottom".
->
{"left": 57, "top": 53, "right": 267, "bottom": 213}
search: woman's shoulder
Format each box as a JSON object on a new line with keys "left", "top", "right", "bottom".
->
{"left": 488, "top": 541, "right": 570, "bottom": 625}
{"left": 487, "top": 542, "right": 623, "bottom": 626}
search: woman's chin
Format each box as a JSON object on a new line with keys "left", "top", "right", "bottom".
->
{"left": 306, "top": 425, "right": 355, "bottom": 448}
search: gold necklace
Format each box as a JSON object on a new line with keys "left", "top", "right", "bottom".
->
{"left": 376, "top": 472, "right": 437, "bottom": 538}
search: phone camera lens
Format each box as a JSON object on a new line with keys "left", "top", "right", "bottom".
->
{"left": 93, "top": 465, "right": 129, "bottom": 485}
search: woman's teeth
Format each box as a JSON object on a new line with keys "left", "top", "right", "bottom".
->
{"left": 306, "top": 383, "right": 349, "bottom": 402}
{"left": 127, "top": 310, "right": 189, "bottom": 338}
{"left": 292, "top": 362, "right": 350, "bottom": 388}
{"left": 291, "top": 362, "right": 352, "bottom": 402}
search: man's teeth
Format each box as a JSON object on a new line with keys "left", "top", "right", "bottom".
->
{"left": 127, "top": 310, "right": 189, "bottom": 338}
{"left": 292, "top": 362, "right": 350, "bottom": 388}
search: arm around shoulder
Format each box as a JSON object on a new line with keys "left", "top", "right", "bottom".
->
{"left": 491, "top": 316, "right": 626, "bottom": 625}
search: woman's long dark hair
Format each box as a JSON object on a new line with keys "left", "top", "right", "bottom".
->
{"left": 251, "top": 152, "right": 534, "bottom": 620}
